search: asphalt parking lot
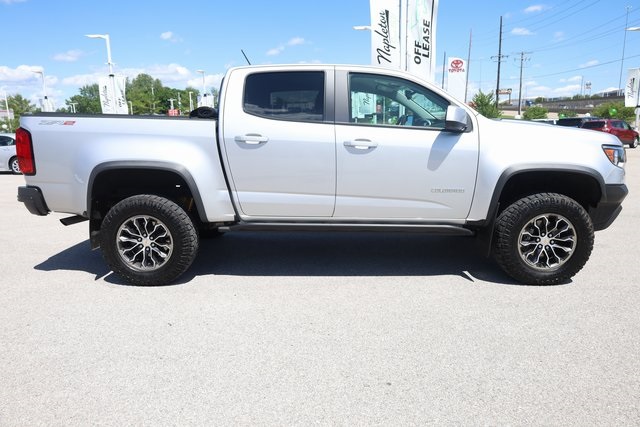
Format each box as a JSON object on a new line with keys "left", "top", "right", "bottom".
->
{"left": 0, "top": 149, "right": 639, "bottom": 426}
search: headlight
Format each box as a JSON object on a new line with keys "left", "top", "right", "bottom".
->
{"left": 602, "top": 145, "right": 625, "bottom": 166}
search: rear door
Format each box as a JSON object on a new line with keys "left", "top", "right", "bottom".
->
{"left": 220, "top": 67, "right": 336, "bottom": 218}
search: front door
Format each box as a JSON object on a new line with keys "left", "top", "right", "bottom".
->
{"left": 334, "top": 72, "right": 479, "bottom": 220}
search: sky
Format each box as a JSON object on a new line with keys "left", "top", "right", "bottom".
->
{"left": 2, "top": 0, "right": 640, "bottom": 110}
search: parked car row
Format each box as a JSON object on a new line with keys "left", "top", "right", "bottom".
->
{"left": 0, "top": 133, "right": 20, "bottom": 174}
{"left": 554, "top": 117, "right": 639, "bottom": 148}
{"left": 580, "top": 119, "right": 639, "bottom": 148}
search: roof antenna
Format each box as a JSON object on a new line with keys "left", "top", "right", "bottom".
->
{"left": 241, "top": 49, "right": 251, "bottom": 65}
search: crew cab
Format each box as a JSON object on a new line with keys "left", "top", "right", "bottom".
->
{"left": 16, "top": 64, "right": 628, "bottom": 286}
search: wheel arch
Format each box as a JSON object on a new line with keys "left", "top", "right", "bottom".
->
{"left": 472, "top": 165, "right": 604, "bottom": 256}
{"left": 491, "top": 165, "right": 604, "bottom": 219}
{"left": 87, "top": 161, "right": 207, "bottom": 245}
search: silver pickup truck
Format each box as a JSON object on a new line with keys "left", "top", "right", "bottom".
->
{"left": 16, "top": 64, "right": 628, "bottom": 286}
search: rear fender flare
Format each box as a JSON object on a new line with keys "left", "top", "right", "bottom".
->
{"left": 87, "top": 161, "right": 207, "bottom": 223}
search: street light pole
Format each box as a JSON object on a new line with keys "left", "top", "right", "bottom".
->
{"left": 2, "top": 91, "right": 11, "bottom": 130}
{"left": 188, "top": 91, "right": 194, "bottom": 112}
{"left": 32, "top": 69, "right": 51, "bottom": 112}
{"left": 196, "top": 70, "right": 207, "bottom": 106}
{"left": 86, "top": 33, "right": 114, "bottom": 75}
{"left": 86, "top": 33, "right": 118, "bottom": 113}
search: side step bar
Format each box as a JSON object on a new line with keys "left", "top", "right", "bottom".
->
{"left": 219, "top": 222, "right": 475, "bottom": 236}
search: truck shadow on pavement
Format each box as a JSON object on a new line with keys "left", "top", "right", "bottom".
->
{"left": 185, "top": 232, "right": 516, "bottom": 284}
{"left": 35, "top": 231, "right": 524, "bottom": 285}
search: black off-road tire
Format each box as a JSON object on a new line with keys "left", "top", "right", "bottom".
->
{"left": 493, "top": 193, "right": 594, "bottom": 285}
{"left": 100, "top": 195, "right": 199, "bottom": 286}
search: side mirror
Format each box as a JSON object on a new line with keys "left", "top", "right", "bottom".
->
{"left": 444, "top": 105, "right": 469, "bottom": 133}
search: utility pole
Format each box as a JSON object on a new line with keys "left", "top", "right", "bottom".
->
{"left": 464, "top": 29, "right": 472, "bottom": 103}
{"left": 517, "top": 51, "right": 531, "bottom": 116}
{"left": 619, "top": 6, "right": 632, "bottom": 93}
{"left": 442, "top": 51, "right": 447, "bottom": 89}
{"left": 492, "top": 16, "right": 508, "bottom": 106}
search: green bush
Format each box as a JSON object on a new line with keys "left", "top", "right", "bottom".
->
{"left": 471, "top": 90, "right": 501, "bottom": 118}
{"left": 522, "top": 105, "right": 548, "bottom": 120}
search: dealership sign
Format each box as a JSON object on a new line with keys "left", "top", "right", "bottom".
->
{"left": 447, "top": 57, "right": 466, "bottom": 100}
{"left": 368, "top": 0, "right": 439, "bottom": 81}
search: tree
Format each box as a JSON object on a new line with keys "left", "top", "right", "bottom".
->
{"left": 523, "top": 105, "right": 548, "bottom": 120}
{"left": 471, "top": 90, "right": 501, "bottom": 118}
{"left": 127, "top": 74, "right": 164, "bottom": 114}
{"left": 63, "top": 74, "right": 206, "bottom": 116}
{"left": 593, "top": 101, "right": 635, "bottom": 123}
{"left": 3, "top": 94, "right": 35, "bottom": 132}
{"left": 66, "top": 84, "right": 101, "bottom": 114}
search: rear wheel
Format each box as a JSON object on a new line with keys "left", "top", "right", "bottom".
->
{"left": 9, "top": 157, "right": 20, "bottom": 174}
{"left": 100, "top": 195, "right": 199, "bottom": 286}
{"left": 493, "top": 193, "right": 594, "bottom": 285}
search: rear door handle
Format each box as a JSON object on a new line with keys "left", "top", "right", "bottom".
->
{"left": 235, "top": 134, "right": 269, "bottom": 145}
{"left": 344, "top": 139, "right": 378, "bottom": 149}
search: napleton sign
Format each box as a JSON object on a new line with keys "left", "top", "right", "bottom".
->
{"left": 368, "top": 0, "right": 439, "bottom": 82}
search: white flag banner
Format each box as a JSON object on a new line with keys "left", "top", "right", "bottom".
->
{"left": 369, "top": 0, "right": 402, "bottom": 69}
{"left": 447, "top": 57, "right": 467, "bottom": 100}
{"left": 99, "top": 75, "right": 128, "bottom": 114}
{"left": 404, "top": 0, "right": 439, "bottom": 81}
{"left": 625, "top": 68, "right": 640, "bottom": 108}
{"left": 41, "top": 97, "right": 55, "bottom": 112}
{"left": 198, "top": 94, "right": 215, "bottom": 108}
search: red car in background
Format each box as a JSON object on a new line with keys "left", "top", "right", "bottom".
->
{"left": 580, "top": 119, "right": 639, "bottom": 148}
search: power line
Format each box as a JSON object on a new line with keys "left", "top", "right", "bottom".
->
{"left": 527, "top": 52, "right": 640, "bottom": 80}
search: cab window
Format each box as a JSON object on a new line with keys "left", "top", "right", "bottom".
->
{"left": 347, "top": 73, "right": 449, "bottom": 129}
{"left": 243, "top": 71, "right": 325, "bottom": 122}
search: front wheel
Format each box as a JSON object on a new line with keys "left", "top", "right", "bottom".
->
{"left": 631, "top": 137, "right": 638, "bottom": 149}
{"left": 100, "top": 195, "right": 199, "bottom": 286}
{"left": 493, "top": 193, "right": 594, "bottom": 285}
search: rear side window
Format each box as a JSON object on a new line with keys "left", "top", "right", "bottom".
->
{"left": 243, "top": 71, "right": 325, "bottom": 122}
{"left": 0, "top": 136, "right": 15, "bottom": 146}
{"left": 581, "top": 121, "right": 604, "bottom": 129}
{"left": 557, "top": 118, "right": 583, "bottom": 127}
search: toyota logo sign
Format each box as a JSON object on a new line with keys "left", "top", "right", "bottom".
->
{"left": 448, "top": 59, "right": 465, "bottom": 73}
{"left": 450, "top": 59, "right": 464, "bottom": 69}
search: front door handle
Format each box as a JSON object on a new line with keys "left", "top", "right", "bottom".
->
{"left": 344, "top": 139, "right": 378, "bottom": 149}
{"left": 235, "top": 134, "right": 269, "bottom": 145}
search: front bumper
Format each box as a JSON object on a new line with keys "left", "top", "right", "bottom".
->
{"left": 17, "top": 186, "right": 50, "bottom": 216}
{"left": 590, "top": 183, "right": 628, "bottom": 231}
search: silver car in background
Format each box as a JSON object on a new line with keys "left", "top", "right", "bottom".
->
{"left": 0, "top": 133, "right": 20, "bottom": 174}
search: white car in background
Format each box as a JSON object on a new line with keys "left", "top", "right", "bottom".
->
{"left": 0, "top": 133, "right": 20, "bottom": 174}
